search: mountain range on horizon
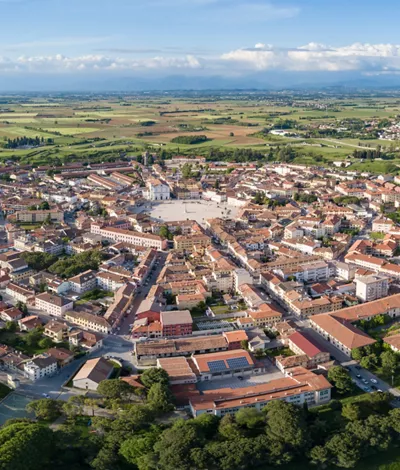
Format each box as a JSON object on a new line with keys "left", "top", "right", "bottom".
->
{"left": 0, "top": 71, "right": 400, "bottom": 93}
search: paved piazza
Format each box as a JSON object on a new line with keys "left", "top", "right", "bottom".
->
{"left": 141, "top": 200, "right": 240, "bottom": 227}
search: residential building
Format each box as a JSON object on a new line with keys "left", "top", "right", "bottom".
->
{"left": 35, "top": 292, "right": 73, "bottom": 317}
{"left": 160, "top": 310, "right": 193, "bottom": 337}
{"left": 44, "top": 320, "right": 68, "bottom": 343}
{"left": 6, "top": 282, "right": 35, "bottom": 304}
{"left": 355, "top": 275, "right": 389, "bottom": 302}
{"left": 69, "top": 270, "right": 97, "bottom": 294}
{"left": 24, "top": 355, "right": 58, "bottom": 381}
{"left": 65, "top": 310, "right": 111, "bottom": 334}
{"left": 15, "top": 210, "right": 64, "bottom": 223}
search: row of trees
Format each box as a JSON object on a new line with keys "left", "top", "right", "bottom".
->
{"left": 2, "top": 136, "right": 54, "bottom": 149}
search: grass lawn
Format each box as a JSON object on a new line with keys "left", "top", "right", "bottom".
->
{"left": 211, "top": 305, "right": 231, "bottom": 315}
{"left": 265, "top": 347, "right": 294, "bottom": 358}
{"left": 71, "top": 416, "right": 92, "bottom": 438}
{"left": 18, "top": 223, "right": 43, "bottom": 230}
{"left": 371, "top": 232, "right": 386, "bottom": 240}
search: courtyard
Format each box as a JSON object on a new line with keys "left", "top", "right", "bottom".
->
{"left": 197, "top": 360, "right": 284, "bottom": 392}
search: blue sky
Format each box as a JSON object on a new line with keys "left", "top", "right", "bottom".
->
{"left": 0, "top": 0, "right": 400, "bottom": 88}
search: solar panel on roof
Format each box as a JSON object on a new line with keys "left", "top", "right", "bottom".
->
{"left": 227, "top": 357, "right": 249, "bottom": 369}
{"left": 208, "top": 360, "right": 227, "bottom": 372}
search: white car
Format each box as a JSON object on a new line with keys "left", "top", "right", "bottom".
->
{"left": 370, "top": 378, "right": 378, "bottom": 384}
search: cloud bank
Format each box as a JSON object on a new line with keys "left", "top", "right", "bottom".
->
{"left": 1, "top": 43, "right": 400, "bottom": 75}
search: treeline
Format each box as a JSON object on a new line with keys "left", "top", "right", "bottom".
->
{"left": 353, "top": 148, "right": 383, "bottom": 159}
{"left": 3, "top": 136, "right": 54, "bottom": 149}
{"left": 5, "top": 389, "right": 400, "bottom": 470}
{"left": 171, "top": 135, "right": 209, "bottom": 144}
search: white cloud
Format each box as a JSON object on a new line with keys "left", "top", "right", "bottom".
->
{"left": 0, "top": 53, "right": 202, "bottom": 73}
{"left": 221, "top": 42, "right": 400, "bottom": 72}
{"left": 1, "top": 42, "right": 400, "bottom": 75}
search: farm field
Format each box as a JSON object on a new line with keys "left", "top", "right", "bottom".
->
{"left": 1, "top": 92, "right": 400, "bottom": 172}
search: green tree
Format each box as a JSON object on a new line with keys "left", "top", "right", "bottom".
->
{"left": 360, "top": 354, "right": 378, "bottom": 370}
{"left": 16, "top": 301, "right": 28, "bottom": 315}
{"left": 20, "top": 252, "right": 57, "bottom": 271}
{"left": 62, "top": 396, "right": 84, "bottom": 422}
{"left": 39, "top": 201, "right": 50, "bottom": 210}
{"left": 0, "top": 422, "right": 56, "bottom": 470}
{"left": 264, "top": 400, "right": 308, "bottom": 452}
{"left": 119, "top": 427, "right": 162, "bottom": 467}
{"left": 26, "top": 399, "right": 62, "bottom": 421}
{"left": 38, "top": 337, "right": 53, "bottom": 349}
{"left": 5, "top": 321, "right": 17, "bottom": 332}
{"left": 181, "top": 163, "right": 193, "bottom": 179}
{"left": 154, "top": 420, "right": 203, "bottom": 470}
{"left": 351, "top": 348, "right": 364, "bottom": 361}
{"left": 218, "top": 414, "right": 243, "bottom": 440}
{"left": 97, "top": 379, "right": 135, "bottom": 399}
{"left": 346, "top": 414, "right": 392, "bottom": 452}
{"left": 309, "top": 445, "right": 329, "bottom": 466}
{"left": 381, "top": 350, "right": 398, "bottom": 374}
{"left": 147, "top": 382, "right": 174, "bottom": 413}
{"left": 342, "top": 403, "right": 362, "bottom": 421}
{"left": 328, "top": 366, "right": 354, "bottom": 394}
{"left": 159, "top": 225, "right": 172, "bottom": 240}
{"left": 25, "top": 328, "right": 43, "bottom": 348}
{"left": 235, "top": 408, "right": 265, "bottom": 429}
{"left": 141, "top": 367, "right": 170, "bottom": 389}
{"left": 325, "top": 432, "right": 362, "bottom": 468}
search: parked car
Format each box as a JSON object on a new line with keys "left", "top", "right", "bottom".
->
{"left": 370, "top": 378, "right": 378, "bottom": 384}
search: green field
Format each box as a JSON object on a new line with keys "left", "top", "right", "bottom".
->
{"left": 42, "top": 127, "right": 100, "bottom": 135}
{"left": 0, "top": 92, "right": 399, "bottom": 170}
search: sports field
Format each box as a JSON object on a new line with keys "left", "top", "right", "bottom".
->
{"left": 0, "top": 393, "right": 34, "bottom": 425}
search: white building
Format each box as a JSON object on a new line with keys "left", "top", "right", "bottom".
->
{"left": 24, "top": 355, "right": 58, "bottom": 381}
{"left": 146, "top": 178, "right": 170, "bottom": 201}
{"left": 5, "top": 282, "right": 35, "bottom": 304}
{"left": 73, "top": 357, "right": 113, "bottom": 391}
{"left": 355, "top": 275, "right": 389, "bottom": 302}
{"left": 68, "top": 270, "right": 97, "bottom": 294}
{"left": 372, "top": 218, "right": 394, "bottom": 233}
{"left": 35, "top": 292, "right": 73, "bottom": 317}
{"left": 233, "top": 268, "right": 253, "bottom": 291}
